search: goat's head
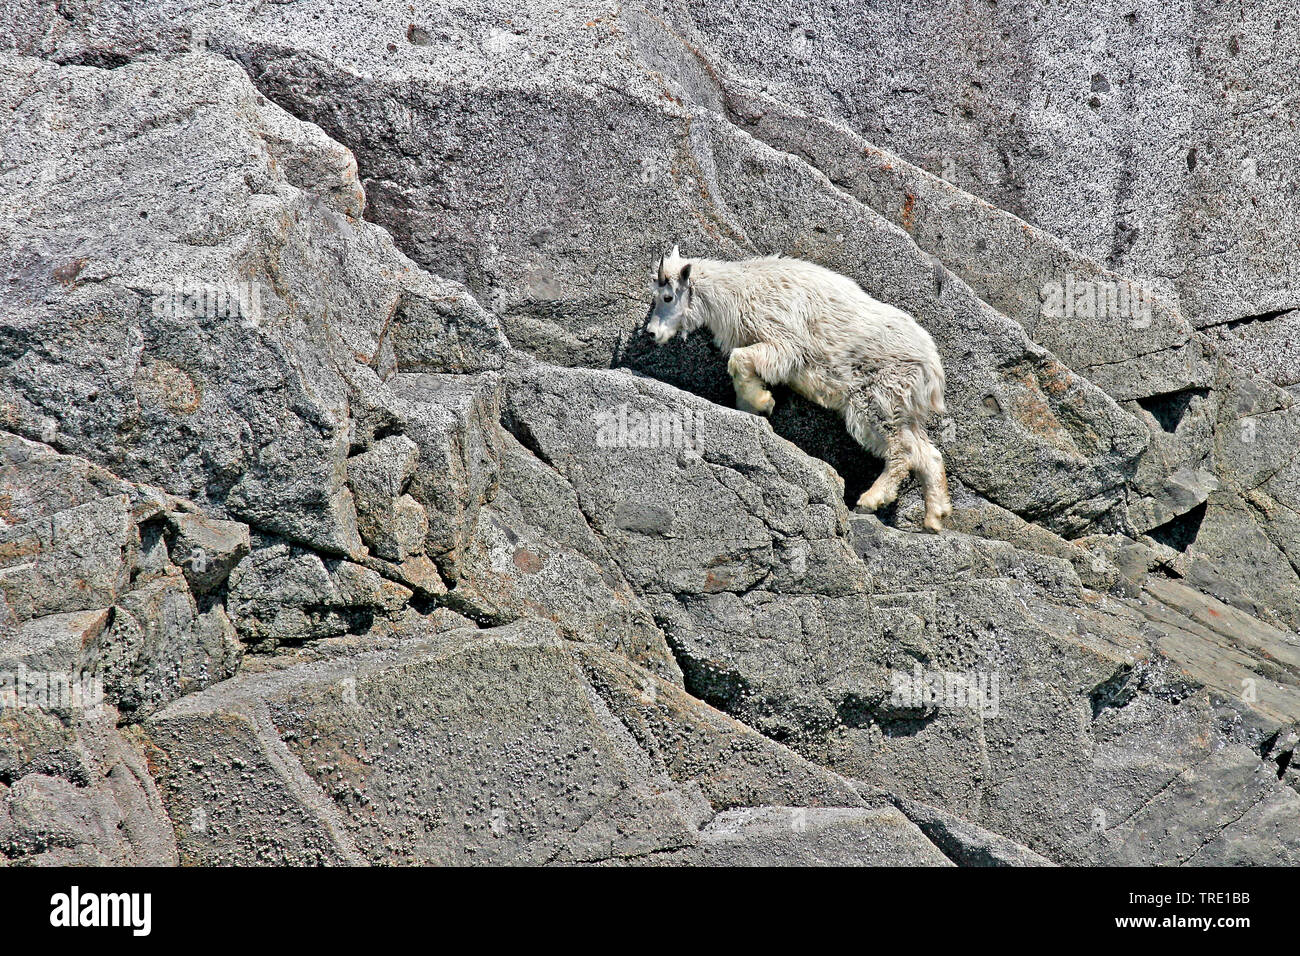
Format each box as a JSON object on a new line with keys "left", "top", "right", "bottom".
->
{"left": 646, "top": 244, "right": 696, "bottom": 345}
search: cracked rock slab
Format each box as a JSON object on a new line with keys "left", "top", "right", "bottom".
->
{"left": 638, "top": 806, "right": 952, "bottom": 867}
{"left": 142, "top": 619, "right": 913, "bottom": 865}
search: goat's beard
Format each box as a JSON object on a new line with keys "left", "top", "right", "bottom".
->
{"left": 651, "top": 323, "right": 678, "bottom": 345}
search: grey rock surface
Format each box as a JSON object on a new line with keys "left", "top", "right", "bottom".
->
{"left": 0, "top": 706, "right": 178, "bottom": 865}
{"left": 672, "top": 1, "right": 1300, "bottom": 343}
{"left": 637, "top": 806, "right": 953, "bottom": 867}
{"left": 144, "top": 621, "right": 892, "bottom": 865}
{"left": 2, "top": 1, "right": 1299, "bottom": 866}
{"left": 888, "top": 795, "right": 1055, "bottom": 868}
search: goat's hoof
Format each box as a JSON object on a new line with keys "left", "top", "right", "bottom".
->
{"left": 922, "top": 514, "right": 944, "bottom": 533}
{"left": 739, "top": 391, "right": 776, "bottom": 417}
{"left": 855, "top": 491, "right": 884, "bottom": 512}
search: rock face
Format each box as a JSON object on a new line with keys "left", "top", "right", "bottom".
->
{"left": 2, "top": 1, "right": 1299, "bottom": 865}
{"left": 678, "top": 1, "right": 1300, "bottom": 361}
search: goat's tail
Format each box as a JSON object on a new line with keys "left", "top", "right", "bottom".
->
{"left": 906, "top": 355, "right": 946, "bottom": 420}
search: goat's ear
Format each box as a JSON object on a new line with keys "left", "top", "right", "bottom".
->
{"left": 670, "top": 243, "right": 680, "bottom": 259}
{"left": 679, "top": 262, "right": 692, "bottom": 284}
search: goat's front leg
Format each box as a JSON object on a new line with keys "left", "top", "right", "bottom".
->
{"left": 727, "top": 344, "right": 785, "bottom": 416}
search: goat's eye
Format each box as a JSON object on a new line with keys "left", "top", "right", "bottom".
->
{"left": 663, "top": 294, "right": 673, "bottom": 303}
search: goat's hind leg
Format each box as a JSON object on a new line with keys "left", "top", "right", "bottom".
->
{"left": 844, "top": 395, "right": 909, "bottom": 513}
{"left": 858, "top": 431, "right": 913, "bottom": 513}
{"left": 728, "top": 343, "right": 786, "bottom": 416}
{"left": 909, "top": 423, "right": 952, "bottom": 533}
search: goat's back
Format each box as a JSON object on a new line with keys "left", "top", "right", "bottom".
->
{"left": 713, "top": 256, "right": 938, "bottom": 365}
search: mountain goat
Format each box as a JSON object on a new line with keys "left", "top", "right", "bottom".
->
{"left": 646, "top": 246, "right": 951, "bottom": 532}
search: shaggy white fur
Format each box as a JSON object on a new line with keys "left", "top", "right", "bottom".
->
{"left": 647, "top": 246, "right": 952, "bottom": 531}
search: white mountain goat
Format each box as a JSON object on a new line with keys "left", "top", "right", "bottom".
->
{"left": 646, "top": 246, "right": 952, "bottom": 532}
